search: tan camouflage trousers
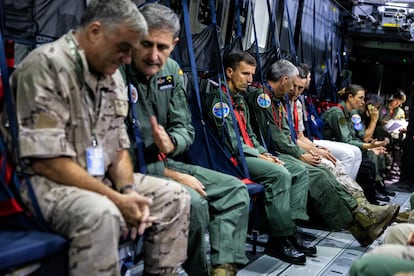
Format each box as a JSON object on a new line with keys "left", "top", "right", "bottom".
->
{"left": 367, "top": 223, "right": 414, "bottom": 260}
{"left": 22, "top": 173, "right": 190, "bottom": 276}
{"left": 318, "top": 158, "right": 363, "bottom": 195}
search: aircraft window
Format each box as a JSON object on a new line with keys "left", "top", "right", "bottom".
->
{"left": 249, "top": 0, "right": 271, "bottom": 49}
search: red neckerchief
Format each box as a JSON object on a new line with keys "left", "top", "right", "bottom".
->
{"left": 222, "top": 85, "right": 254, "bottom": 148}
{"left": 222, "top": 85, "right": 256, "bottom": 185}
{"left": 293, "top": 100, "right": 299, "bottom": 133}
{"left": 263, "top": 85, "right": 283, "bottom": 129}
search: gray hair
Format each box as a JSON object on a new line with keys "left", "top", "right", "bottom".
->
{"left": 139, "top": 3, "right": 180, "bottom": 38}
{"left": 80, "top": 0, "right": 147, "bottom": 35}
{"left": 266, "top": 59, "right": 298, "bottom": 82}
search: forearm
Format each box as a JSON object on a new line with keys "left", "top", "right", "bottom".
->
{"left": 164, "top": 167, "right": 181, "bottom": 181}
{"left": 296, "top": 139, "right": 312, "bottom": 152}
{"left": 297, "top": 133, "right": 317, "bottom": 152}
{"left": 362, "top": 143, "right": 374, "bottom": 150}
{"left": 31, "top": 157, "right": 120, "bottom": 203}
{"left": 363, "top": 120, "right": 377, "bottom": 142}
{"left": 107, "top": 149, "right": 135, "bottom": 191}
{"left": 297, "top": 139, "right": 317, "bottom": 152}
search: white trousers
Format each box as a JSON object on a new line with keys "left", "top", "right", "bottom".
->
{"left": 313, "top": 139, "right": 362, "bottom": 180}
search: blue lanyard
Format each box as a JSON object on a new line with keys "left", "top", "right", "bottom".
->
{"left": 284, "top": 94, "right": 297, "bottom": 143}
{"left": 126, "top": 65, "right": 148, "bottom": 174}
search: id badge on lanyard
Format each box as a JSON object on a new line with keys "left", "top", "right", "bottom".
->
{"left": 86, "top": 138, "right": 104, "bottom": 176}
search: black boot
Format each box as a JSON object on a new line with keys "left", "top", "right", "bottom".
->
{"left": 289, "top": 231, "right": 317, "bottom": 256}
{"left": 264, "top": 237, "right": 306, "bottom": 265}
{"left": 375, "top": 191, "right": 390, "bottom": 202}
{"left": 376, "top": 180, "right": 396, "bottom": 200}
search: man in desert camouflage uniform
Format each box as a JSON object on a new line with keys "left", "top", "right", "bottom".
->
{"left": 1, "top": 1, "right": 191, "bottom": 275}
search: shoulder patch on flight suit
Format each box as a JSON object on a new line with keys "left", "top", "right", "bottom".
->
{"left": 380, "top": 108, "right": 387, "bottom": 115}
{"left": 114, "top": 100, "right": 129, "bottom": 117}
{"left": 212, "top": 102, "right": 230, "bottom": 118}
{"left": 351, "top": 113, "right": 361, "bottom": 124}
{"left": 257, "top": 93, "right": 271, "bottom": 108}
{"left": 157, "top": 75, "right": 174, "bottom": 90}
{"left": 339, "top": 117, "right": 347, "bottom": 125}
{"left": 126, "top": 84, "right": 138, "bottom": 103}
{"left": 354, "top": 122, "right": 363, "bottom": 130}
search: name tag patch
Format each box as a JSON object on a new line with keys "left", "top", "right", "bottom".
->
{"left": 157, "top": 75, "right": 174, "bottom": 90}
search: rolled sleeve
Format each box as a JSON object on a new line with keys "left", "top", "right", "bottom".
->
{"left": 19, "top": 128, "right": 76, "bottom": 158}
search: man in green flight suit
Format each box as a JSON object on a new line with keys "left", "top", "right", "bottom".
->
{"left": 123, "top": 4, "right": 250, "bottom": 276}
{"left": 245, "top": 59, "right": 399, "bottom": 247}
{"left": 204, "top": 50, "right": 315, "bottom": 265}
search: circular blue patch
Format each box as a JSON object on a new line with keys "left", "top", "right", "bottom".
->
{"left": 351, "top": 113, "right": 361, "bottom": 124}
{"left": 354, "top": 123, "right": 363, "bottom": 131}
{"left": 212, "top": 102, "right": 230, "bottom": 118}
{"left": 257, "top": 93, "right": 271, "bottom": 108}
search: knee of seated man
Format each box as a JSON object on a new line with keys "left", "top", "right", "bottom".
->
{"left": 188, "top": 193, "right": 210, "bottom": 227}
{"left": 271, "top": 165, "right": 291, "bottom": 182}
{"left": 226, "top": 177, "right": 250, "bottom": 204}
{"left": 75, "top": 192, "right": 124, "bottom": 231}
{"left": 92, "top": 195, "right": 122, "bottom": 216}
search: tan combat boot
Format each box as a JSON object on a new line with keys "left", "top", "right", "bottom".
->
{"left": 351, "top": 201, "right": 400, "bottom": 246}
{"left": 210, "top": 263, "right": 238, "bottom": 276}
{"left": 353, "top": 191, "right": 400, "bottom": 227}
{"left": 347, "top": 220, "right": 371, "bottom": 247}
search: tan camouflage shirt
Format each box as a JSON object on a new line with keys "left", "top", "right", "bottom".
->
{"left": 11, "top": 31, "right": 130, "bottom": 181}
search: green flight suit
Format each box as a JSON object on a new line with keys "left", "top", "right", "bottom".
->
{"left": 350, "top": 255, "right": 414, "bottom": 276}
{"left": 245, "top": 84, "right": 357, "bottom": 231}
{"left": 321, "top": 103, "right": 384, "bottom": 182}
{"left": 122, "top": 59, "right": 250, "bottom": 275}
{"left": 203, "top": 84, "right": 309, "bottom": 237}
{"left": 320, "top": 102, "right": 365, "bottom": 149}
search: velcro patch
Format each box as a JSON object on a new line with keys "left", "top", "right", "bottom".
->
{"left": 157, "top": 75, "right": 174, "bottom": 90}
{"left": 257, "top": 93, "right": 271, "bottom": 108}
{"left": 212, "top": 102, "right": 230, "bottom": 118}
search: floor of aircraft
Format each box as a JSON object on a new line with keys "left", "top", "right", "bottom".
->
{"left": 126, "top": 180, "right": 413, "bottom": 276}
